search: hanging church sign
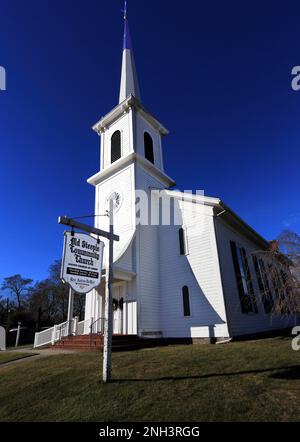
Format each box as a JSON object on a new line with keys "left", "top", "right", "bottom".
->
{"left": 61, "top": 232, "right": 104, "bottom": 294}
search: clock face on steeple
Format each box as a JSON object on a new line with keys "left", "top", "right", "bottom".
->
{"left": 106, "top": 191, "right": 123, "bottom": 213}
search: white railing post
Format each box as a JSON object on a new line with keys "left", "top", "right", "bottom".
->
{"left": 67, "top": 288, "right": 74, "bottom": 336}
{"left": 51, "top": 325, "right": 57, "bottom": 345}
{"left": 74, "top": 317, "right": 79, "bottom": 336}
{"left": 90, "top": 317, "right": 94, "bottom": 335}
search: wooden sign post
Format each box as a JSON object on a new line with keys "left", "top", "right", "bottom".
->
{"left": 103, "top": 199, "right": 114, "bottom": 383}
{"left": 59, "top": 199, "right": 118, "bottom": 383}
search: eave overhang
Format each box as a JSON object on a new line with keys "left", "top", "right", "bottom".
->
{"left": 217, "top": 201, "right": 270, "bottom": 250}
{"left": 165, "top": 190, "right": 270, "bottom": 250}
{"left": 87, "top": 152, "right": 176, "bottom": 188}
{"left": 92, "top": 95, "right": 169, "bottom": 136}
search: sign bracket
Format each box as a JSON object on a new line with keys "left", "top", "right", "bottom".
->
{"left": 58, "top": 216, "right": 119, "bottom": 242}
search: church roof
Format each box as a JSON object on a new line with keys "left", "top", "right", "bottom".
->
{"left": 165, "top": 189, "right": 270, "bottom": 249}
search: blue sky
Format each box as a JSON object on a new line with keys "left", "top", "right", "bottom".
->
{"left": 0, "top": 0, "right": 300, "bottom": 284}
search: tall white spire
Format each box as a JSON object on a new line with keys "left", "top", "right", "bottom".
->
{"left": 119, "top": 1, "right": 141, "bottom": 103}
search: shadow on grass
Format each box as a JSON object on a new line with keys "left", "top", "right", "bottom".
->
{"left": 112, "top": 365, "right": 300, "bottom": 383}
{"left": 270, "top": 366, "right": 300, "bottom": 380}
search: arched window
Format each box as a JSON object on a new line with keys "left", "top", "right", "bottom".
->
{"left": 179, "top": 228, "right": 186, "bottom": 255}
{"left": 111, "top": 131, "right": 121, "bottom": 164}
{"left": 144, "top": 132, "right": 154, "bottom": 164}
{"left": 182, "top": 286, "right": 191, "bottom": 317}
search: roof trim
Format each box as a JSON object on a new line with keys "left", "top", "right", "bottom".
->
{"left": 92, "top": 95, "right": 169, "bottom": 136}
{"left": 164, "top": 189, "right": 269, "bottom": 249}
{"left": 87, "top": 152, "right": 176, "bottom": 188}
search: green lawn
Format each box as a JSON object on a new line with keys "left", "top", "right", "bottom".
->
{"left": 0, "top": 337, "right": 300, "bottom": 422}
{"left": 7, "top": 345, "right": 34, "bottom": 350}
{"left": 0, "top": 352, "right": 35, "bottom": 365}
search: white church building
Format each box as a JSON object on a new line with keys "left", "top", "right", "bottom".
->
{"left": 82, "top": 13, "right": 295, "bottom": 342}
{"left": 34, "top": 10, "right": 295, "bottom": 349}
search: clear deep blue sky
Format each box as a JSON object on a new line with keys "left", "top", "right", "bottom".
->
{"left": 1, "top": 0, "right": 300, "bottom": 284}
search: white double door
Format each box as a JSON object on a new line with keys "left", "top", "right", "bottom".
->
{"left": 112, "top": 283, "right": 137, "bottom": 336}
{"left": 113, "top": 285, "right": 124, "bottom": 335}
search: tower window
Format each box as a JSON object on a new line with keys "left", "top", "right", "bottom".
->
{"left": 182, "top": 286, "right": 191, "bottom": 317}
{"left": 144, "top": 132, "right": 154, "bottom": 164}
{"left": 179, "top": 228, "right": 186, "bottom": 255}
{"left": 111, "top": 131, "right": 121, "bottom": 164}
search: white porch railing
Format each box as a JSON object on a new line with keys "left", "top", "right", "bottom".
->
{"left": 90, "top": 317, "right": 105, "bottom": 335}
{"left": 34, "top": 318, "right": 75, "bottom": 348}
{"left": 77, "top": 317, "right": 105, "bottom": 335}
{"left": 77, "top": 319, "right": 92, "bottom": 336}
{"left": 34, "top": 326, "right": 54, "bottom": 348}
{"left": 33, "top": 316, "right": 105, "bottom": 348}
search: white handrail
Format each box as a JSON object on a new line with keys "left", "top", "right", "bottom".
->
{"left": 33, "top": 316, "right": 104, "bottom": 348}
{"left": 90, "top": 317, "right": 105, "bottom": 335}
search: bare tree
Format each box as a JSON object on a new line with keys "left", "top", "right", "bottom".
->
{"left": 28, "top": 279, "right": 59, "bottom": 330}
{"left": 49, "top": 260, "right": 69, "bottom": 322}
{"left": 0, "top": 297, "right": 8, "bottom": 325}
{"left": 251, "top": 230, "right": 300, "bottom": 318}
{"left": 27, "top": 259, "right": 87, "bottom": 328}
{"left": 278, "top": 230, "right": 300, "bottom": 278}
{"left": 49, "top": 260, "right": 86, "bottom": 320}
{"left": 49, "top": 260, "right": 62, "bottom": 285}
{"left": 275, "top": 230, "right": 300, "bottom": 316}
{"left": 1, "top": 275, "right": 33, "bottom": 310}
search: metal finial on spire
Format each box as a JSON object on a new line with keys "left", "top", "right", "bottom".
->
{"left": 122, "top": 1, "right": 132, "bottom": 50}
{"left": 123, "top": 0, "right": 127, "bottom": 20}
{"left": 119, "top": 0, "right": 141, "bottom": 103}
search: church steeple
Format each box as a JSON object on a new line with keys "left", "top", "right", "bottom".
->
{"left": 91, "top": 0, "right": 172, "bottom": 181}
{"left": 119, "top": 1, "right": 141, "bottom": 103}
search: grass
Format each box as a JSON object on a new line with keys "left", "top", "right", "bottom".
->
{"left": 7, "top": 345, "right": 33, "bottom": 350}
{"left": 0, "top": 352, "right": 36, "bottom": 365}
{"left": 7, "top": 345, "right": 34, "bottom": 352}
{"left": 0, "top": 337, "right": 300, "bottom": 422}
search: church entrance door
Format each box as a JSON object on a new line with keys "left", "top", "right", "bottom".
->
{"left": 113, "top": 284, "right": 125, "bottom": 335}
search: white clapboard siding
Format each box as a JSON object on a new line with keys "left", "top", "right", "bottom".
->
{"left": 159, "top": 199, "right": 229, "bottom": 338}
{"left": 134, "top": 166, "right": 166, "bottom": 334}
{"left": 95, "top": 164, "right": 136, "bottom": 268}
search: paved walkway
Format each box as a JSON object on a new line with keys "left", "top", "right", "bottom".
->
{"left": 0, "top": 347, "right": 76, "bottom": 368}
